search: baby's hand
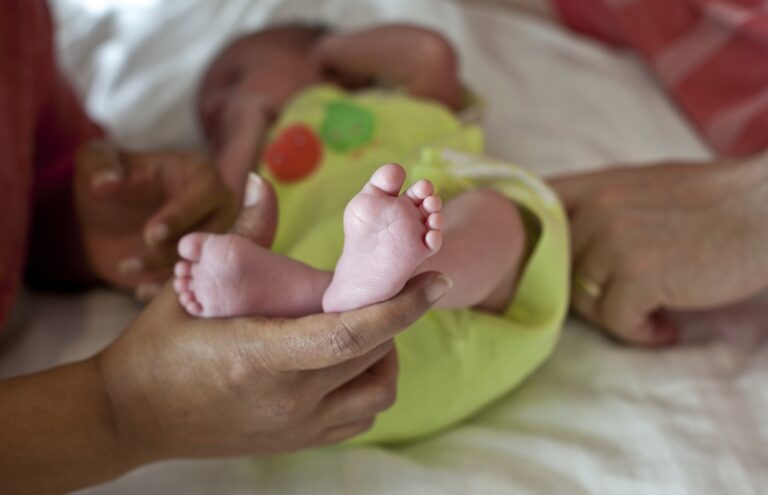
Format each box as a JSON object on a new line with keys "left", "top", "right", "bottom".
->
{"left": 314, "top": 25, "right": 463, "bottom": 111}
{"left": 213, "top": 92, "right": 278, "bottom": 199}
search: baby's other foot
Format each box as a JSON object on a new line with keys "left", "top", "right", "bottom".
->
{"left": 174, "top": 233, "right": 269, "bottom": 317}
{"left": 322, "top": 163, "right": 443, "bottom": 312}
{"left": 174, "top": 233, "right": 328, "bottom": 318}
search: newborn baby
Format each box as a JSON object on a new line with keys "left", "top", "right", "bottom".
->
{"left": 174, "top": 24, "right": 569, "bottom": 443}
{"left": 177, "top": 24, "right": 523, "bottom": 317}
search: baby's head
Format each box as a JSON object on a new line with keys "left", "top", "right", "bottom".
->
{"left": 198, "top": 24, "right": 329, "bottom": 149}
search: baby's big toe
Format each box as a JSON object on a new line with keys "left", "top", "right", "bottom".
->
{"left": 368, "top": 163, "right": 406, "bottom": 196}
{"left": 178, "top": 233, "right": 210, "bottom": 261}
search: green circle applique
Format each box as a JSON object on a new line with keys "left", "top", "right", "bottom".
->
{"left": 320, "top": 101, "right": 375, "bottom": 153}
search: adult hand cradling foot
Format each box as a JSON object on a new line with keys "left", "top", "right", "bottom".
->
{"left": 1, "top": 272, "right": 450, "bottom": 493}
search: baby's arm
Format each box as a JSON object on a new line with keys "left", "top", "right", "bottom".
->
{"left": 314, "top": 25, "right": 464, "bottom": 111}
{"left": 213, "top": 94, "right": 276, "bottom": 201}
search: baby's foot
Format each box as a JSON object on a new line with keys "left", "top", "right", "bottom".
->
{"left": 322, "top": 163, "right": 443, "bottom": 312}
{"left": 174, "top": 233, "right": 329, "bottom": 318}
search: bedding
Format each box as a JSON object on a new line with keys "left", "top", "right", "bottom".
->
{"left": 1, "top": 0, "right": 765, "bottom": 493}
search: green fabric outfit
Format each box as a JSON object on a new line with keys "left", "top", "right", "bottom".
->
{"left": 260, "top": 85, "right": 570, "bottom": 444}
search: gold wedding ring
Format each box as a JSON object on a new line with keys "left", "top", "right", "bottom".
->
{"left": 574, "top": 274, "right": 603, "bottom": 299}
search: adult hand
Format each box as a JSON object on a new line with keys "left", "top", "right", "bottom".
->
{"left": 75, "top": 141, "right": 239, "bottom": 300}
{"left": 99, "top": 271, "right": 453, "bottom": 460}
{"left": 550, "top": 157, "right": 768, "bottom": 346}
{"left": 0, "top": 272, "right": 453, "bottom": 494}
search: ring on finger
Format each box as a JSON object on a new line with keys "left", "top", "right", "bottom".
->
{"left": 574, "top": 274, "right": 603, "bottom": 299}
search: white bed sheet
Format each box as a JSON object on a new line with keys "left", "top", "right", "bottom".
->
{"left": 1, "top": 0, "right": 766, "bottom": 493}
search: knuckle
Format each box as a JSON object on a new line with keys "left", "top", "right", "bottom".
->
{"left": 372, "top": 383, "right": 397, "bottom": 412}
{"left": 328, "top": 317, "right": 365, "bottom": 360}
{"left": 351, "top": 418, "right": 376, "bottom": 436}
{"left": 371, "top": 303, "right": 412, "bottom": 331}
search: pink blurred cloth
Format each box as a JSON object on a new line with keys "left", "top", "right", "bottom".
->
{"left": 554, "top": 0, "right": 768, "bottom": 157}
{"left": 0, "top": 0, "right": 102, "bottom": 328}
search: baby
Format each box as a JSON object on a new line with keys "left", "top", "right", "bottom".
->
{"left": 176, "top": 24, "right": 523, "bottom": 317}
{"left": 175, "top": 24, "right": 569, "bottom": 443}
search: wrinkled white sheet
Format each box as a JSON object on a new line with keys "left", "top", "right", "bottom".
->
{"left": 1, "top": 0, "right": 765, "bottom": 493}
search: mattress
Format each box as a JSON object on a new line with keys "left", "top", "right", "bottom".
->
{"left": 1, "top": 0, "right": 765, "bottom": 493}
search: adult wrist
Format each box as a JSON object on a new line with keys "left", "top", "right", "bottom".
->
{"left": 92, "top": 352, "right": 160, "bottom": 473}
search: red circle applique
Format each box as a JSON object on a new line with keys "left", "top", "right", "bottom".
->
{"left": 265, "top": 124, "right": 323, "bottom": 183}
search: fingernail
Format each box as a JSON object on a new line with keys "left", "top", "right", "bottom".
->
{"left": 91, "top": 170, "right": 122, "bottom": 189}
{"left": 426, "top": 275, "right": 453, "bottom": 302}
{"left": 135, "top": 283, "right": 162, "bottom": 302}
{"left": 145, "top": 223, "right": 169, "bottom": 246}
{"left": 243, "top": 173, "right": 264, "bottom": 207}
{"left": 118, "top": 257, "right": 144, "bottom": 275}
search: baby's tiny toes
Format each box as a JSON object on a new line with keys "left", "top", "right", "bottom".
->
{"left": 174, "top": 261, "right": 192, "bottom": 277}
{"left": 406, "top": 180, "right": 434, "bottom": 204}
{"left": 422, "top": 195, "right": 443, "bottom": 215}
{"left": 427, "top": 213, "right": 443, "bottom": 230}
{"left": 425, "top": 230, "right": 443, "bottom": 252}
{"left": 174, "top": 277, "right": 191, "bottom": 294}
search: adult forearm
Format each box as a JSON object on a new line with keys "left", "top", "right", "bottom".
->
{"left": 0, "top": 358, "right": 144, "bottom": 494}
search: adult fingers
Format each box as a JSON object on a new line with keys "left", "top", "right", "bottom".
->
{"left": 315, "top": 418, "right": 376, "bottom": 446}
{"left": 110, "top": 262, "right": 172, "bottom": 301}
{"left": 571, "top": 237, "right": 616, "bottom": 325}
{"left": 571, "top": 232, "right": 677, "bottom": 347}
{"left": 143, "top": 173, "right": 233, "bottom": 247}
{"left": 76, "top": 140, "right": 127, "bottom": 190}
{"left": 302, "top": 341, "right": 395, "bottom": 396}
{"left": 246, "top": 272, "right": 452, "bottom": 371}
{"left": 569, "top": 198, "right": 611, "bottom": 261}
{"left": 318, "top": 348, "right": 399, "bottom": 426}
{"left": 598, "top": 278, "right": 678, "bottom": 347}
{"left": 118, "top": 244, "right": 178, "bottom": 275}
{"left": 80, "top": 145, "right": 167, "bottom": 204}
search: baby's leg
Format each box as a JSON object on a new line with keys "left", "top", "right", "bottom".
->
{"left": 323, "top": 164, "right": 523, "bottom": 314}
{"left": 416, "top": 189, "right": 526, "bottom": 312}
{"left": 175, "top": 234, "right": 332, "bottom": 318}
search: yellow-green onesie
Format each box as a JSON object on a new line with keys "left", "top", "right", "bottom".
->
{"left": 259, "top": 85, "right": 569, "bottom": 444}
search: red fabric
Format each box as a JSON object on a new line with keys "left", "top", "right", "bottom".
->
{"left": 553, "top": 0, "right": 768, "bottom": 157}
{"left": 0, "top": 0, "right": 102, "bottom": 327}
